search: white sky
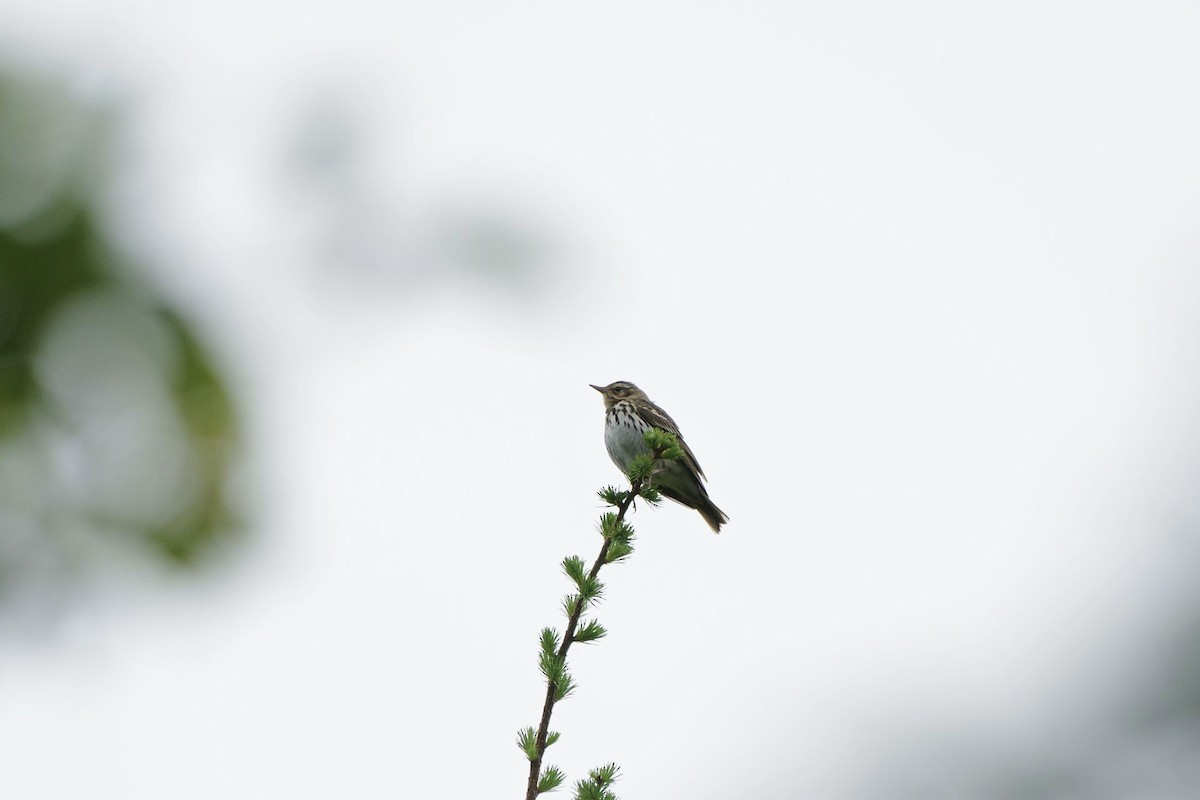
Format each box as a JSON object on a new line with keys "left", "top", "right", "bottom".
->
{"left": 3, "top": 2, "right": 1200, "bottom": 798}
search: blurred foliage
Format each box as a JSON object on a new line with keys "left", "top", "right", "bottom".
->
{"left": 0, "top": 70, "right": 239, "bottom": 617}
{"left": 0, "top": 204, "right": 100, "bottom": 434}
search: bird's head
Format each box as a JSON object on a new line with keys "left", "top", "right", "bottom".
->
{"left": 590, "top": 380, "right": 647, "bottom": 410}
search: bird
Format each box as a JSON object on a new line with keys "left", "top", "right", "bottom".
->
{"left": 590, "top": 381, "right": 728, "bottom": 533}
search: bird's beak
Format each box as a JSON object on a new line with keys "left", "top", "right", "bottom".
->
{"left": 589, "top": 384, "right": 606, "bottom": 394}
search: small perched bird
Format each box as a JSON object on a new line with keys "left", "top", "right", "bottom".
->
{"left": 590, "top": 381, "right": 728, "bottom": 533}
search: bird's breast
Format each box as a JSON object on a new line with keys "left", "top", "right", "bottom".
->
{"left": 604, "top": 404, "right": 651, "bottom": 471}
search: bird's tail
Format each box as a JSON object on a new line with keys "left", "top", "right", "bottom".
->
{"left": 698, "top": 498, "right": 729, "bottom": 534}
{"left": 657, "top": 473, "right": 729, "bottom": 533}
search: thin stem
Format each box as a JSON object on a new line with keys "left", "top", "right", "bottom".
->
{"left": 524, "top": 476, "right": 643, "bottom": 800}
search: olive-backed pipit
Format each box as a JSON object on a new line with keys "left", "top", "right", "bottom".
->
{"left": 590, "top": 381, "right": 728, "bottom": 533}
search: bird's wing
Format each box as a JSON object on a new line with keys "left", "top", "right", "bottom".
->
{"left": 636, "top": 400, "right": 707, "bottom": 480}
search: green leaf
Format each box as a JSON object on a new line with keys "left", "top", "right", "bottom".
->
{"left": 573, "top": 780, "right": 618, "bottom": 800}
{"left": 603, "top": 515, "right": 636, "bottom": 563}
{"left": 590, "top": 763, "right": 620, "bottom": 785}
{"left": 562, "top": 593, "right": 583, "bottom": 619}
{"left": 516, "top": 728, "right": 562, "bottom": 763}
{"left": 539, "top": 645, "right": 575, "bottom": 701}
{"left": 578, "top": 575, "right": 604, "bottom": 604}
{"left": 598, "top": 486, "right": 627, "bottom": 507}
{"left": 575, "top": 618, "right": 607, "bottom": 643}
{"left": 562, "top": 555, "right": 587, "bottom": 589}
{"left": 641, "top": 427, "right": 671, "bottom": 448}
{"left": 638, "top": 485, "right": 662, "bottom": 504}
{"left": 553, "top": 671, "right": 576, "bottom": 701}
{"left": 540, "top": 627, "right": 561, "bottom": 658}
{"left": 538, "top": 765, "right": 567, "bottom": 794}
{"left": 540, "top": 650, "right": 563, "bottom": 681}
{"left": 599, "top": 513, "right": 634, "bottom": 542}
{"left": 643, "top": 429, "right": 683, "bottom": 460}
{"left": 627, "top": 453, "right": 656, "bottom": 482}
{"left": 517, "top": 726, "right": 540, "bottom": 760}
{"left": 605, "top": 540, "right": 634, "bottom": 563}
{"left": 573, "top": 763, "right": 621, "bottom": 800}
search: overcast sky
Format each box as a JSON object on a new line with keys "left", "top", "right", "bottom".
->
{"left": 3, "top": 2, "right": 1200, "bottom": 798}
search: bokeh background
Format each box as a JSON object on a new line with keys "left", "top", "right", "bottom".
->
{"left": 3, "top": 3, "right": 1200, "bottom": 798}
